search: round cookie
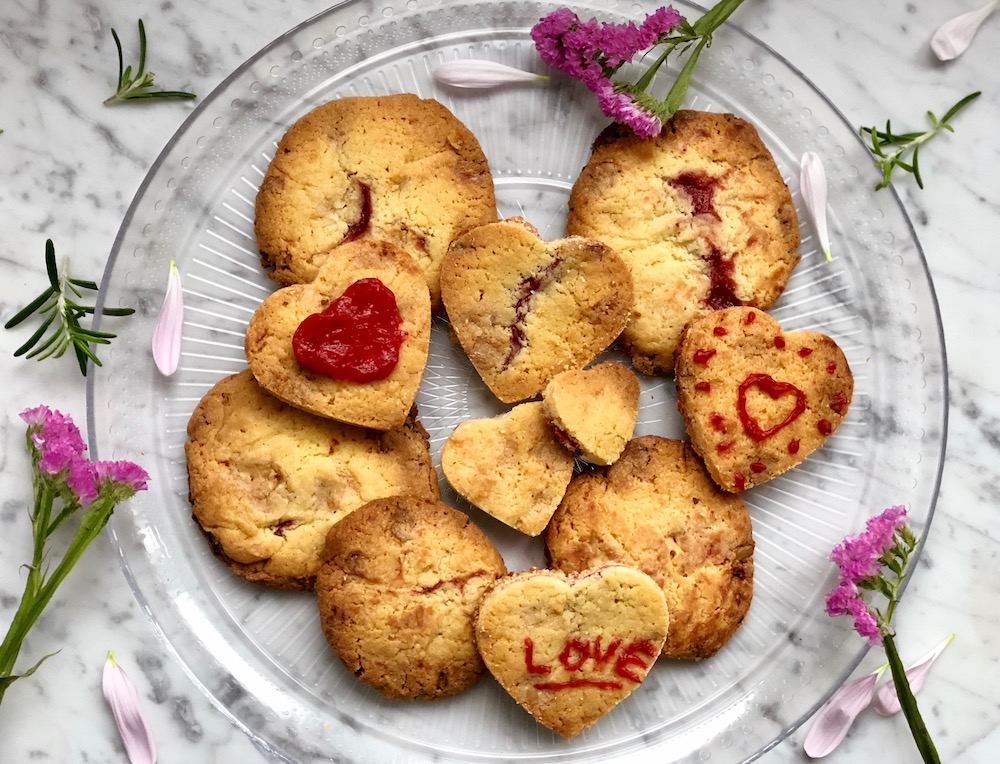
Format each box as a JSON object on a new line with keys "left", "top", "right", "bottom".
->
{"left": 545, "top": 436, "right": 754, "bottom": 660}
{"left": 245, "top": 240, "right": 431, "bottom": 431}
{"left": 315, "top": 496, "right": 507, "bottom": 700}
{"left": 254, "top": 93, "right": 497, "bottom": 308}
{"left": 675, "top": 306, "right": 854, "bottom": 493}
{"left": 542, "top": 361, "right": 640, "bottom": 465}
{"left": 441, "top": 401, "right": 576, "bottom": 536}
{"left": 441, "top": 218, "right": 634, "bottom": 403}
{"left": 185, "top": 370, "right": 439, "bottom": 589}
{"left": 567, "top": 110, "right": 800, "bottom": 374}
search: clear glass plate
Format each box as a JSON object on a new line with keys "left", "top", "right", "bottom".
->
{"left": 87, "top": 1, "right": 947, "bottom": 761}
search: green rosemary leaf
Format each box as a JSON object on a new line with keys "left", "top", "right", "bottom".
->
{"left": 12, "top": 312, "right": 57, "bottom": 357}
{"left": 4, "top": 287, "right": 56, "bottom": 329}
{"left": 44, "top": 240, "right": 59, "bottom": 288}
{"left": 67, "top": 278, "right": 100, "bottom": 290}
{"left": 105, "top": 19, "right": 197, "bottom": 104}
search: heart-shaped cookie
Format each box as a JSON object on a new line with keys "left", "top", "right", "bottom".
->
{"left": 441, "top": 218, "right": 633, "bottom": 403}
{"left": 246, "top": 240, "right": 430, "bottom": 430}
{"left": 676, "top": 306, "right": 853, "bottom": 492}
{"left": 474, "top": 566, "right": 669, "bottom": 739}
{"left": 441, "top": 402, "right": 575, "bottom": 536}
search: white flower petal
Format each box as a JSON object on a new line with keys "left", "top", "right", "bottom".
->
{"left": 931, "top": 0, "right": 1000, "bottom": 61}
{"left": 799, "top": 151, "right": 833, "bottom": 263}
{"left": 804, "top": 665, "right": 887, "bottom": 758}
{"left": 151, "top": 260, "right": 183, "bottom": 376}
{"left": 434, "top": 60, "right": 546, "bottom": 89}
{"left": 873, "top": 633, "right": 955, "bottom": 716}
{"left": 103, "top": 651, "right": 157, "bottom": 764}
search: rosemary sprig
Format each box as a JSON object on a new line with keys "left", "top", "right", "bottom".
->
{"left": 104, "top": 19, "right": 196, "bottom": 105}
{"left": 860, "top": 91, "right": 981, "bottom": 189}
{"left": 3, "top": 240, "right": 134, "bottom": 376}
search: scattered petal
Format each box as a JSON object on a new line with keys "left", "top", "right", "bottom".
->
{"left": 799, "top": 151, "right": 833, "bottom": 263}
{"left": 151, "top": 260, "right": 183, "bottom": 376}
{"left": 931, "top": 1, "right": 999, "bottom": 61}
{"left": 873, "top": 633, "right": 955, "bottom": 716}
{"left": 103, "top": 651, "right": 157, "bottom": 764}
{"left": 804, "top": 664, "right": 887, "bottom": 758}
{"left": 433, "top": 60, "right": 547, "bottom": 89}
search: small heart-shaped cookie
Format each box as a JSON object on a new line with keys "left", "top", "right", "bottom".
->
{"left": 475, "top": 566, "right": 669, "bottom": 739}
{"left": 676, "top": 307, "right": 853, "bottom": 492}
{"left": 542, "top": 361, "right": 640, "bottom": 465}
{"left": 441, "top": 219, "right": 633, "bottom": 403}
{"left": 246, "top": 240, "right": 430, "bottom": 430}
{"left": 441, "top": 402, "right": 575, "bottom": 536}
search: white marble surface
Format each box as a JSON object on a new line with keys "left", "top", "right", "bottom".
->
{"left": 1, "top": 0, "right": 997, "bottom": 762}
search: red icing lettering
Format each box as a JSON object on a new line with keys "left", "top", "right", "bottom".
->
{"left": 694, "top": 381, "right": 711, "bottom": 393}
{"left": 713, "top": 326, "right": 729, "bottom": 337}
{"left": 733, "top": 472, "right": 746, "bottom": 491}
{"left": 750, "top": 462, "right": 767, "bottom": 473}
{"left": 709, "top": 412, "right": 727, "bottom": 432}
{"left": 818, "top": 419, "right": 833, "bottom": 435}
{"left": 558, "top": 638, "right": 590, "bottom": 672}
{"left": 826, "top": 361, "right": 837, "bottom": 374}
{"left": 533, "top": 679, "right": 624, "bottom": 691}
{"left": 613, "top": 640, "right": 657, "bottom": 683}
{"left": 693, "top": 348, "right": 717, "bottom": 365}
{"left": 831, "top": 391, "right": 850, "bottom": 415}
{"left": 788, "top": 438, "right": 800, "bottom": 454}
{"left": 592, "top": 637, "right": 621, "bottom": 669}
{"left": 799, "top": 347, "right": 813, "bottom": 357}
{"left": 523, "top": 638, "right": 551, "bottom": 675}
{"left": 773, "top": 336, "right": 786, "bottom": 349}
{"left": 737, "top": 373, "right": 807, "bottom": 442}
{"left": 292, "top": 278, "right": 403, "bottom": 382}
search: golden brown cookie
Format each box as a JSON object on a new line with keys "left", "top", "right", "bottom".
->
{"left": 245, "top": 240, "right": 431, "bottom": 431}
{"left": 675, "top": 306, "right": 853, "bottom": 493}
{"left": 254, "top": 93, "right": 497, "bottom": 307}
{"left": 474, "top": 565, "right": 669, "bottom": 739}
{"left": 542, "top": 361, "right": 640, "bottom": 465}
{"left": 184, "top": 370, "right": 439, "bottom": 589}
{"left": 567, "top": 110, "right": 800, "bottom": 374}
{"left": 315, "top": 496, "right": 507, "bottom": 700}
{"left": 441, "top": 218, "right": 633, "bottom": 403}
{"left": 545, "top": 437, "right": 753, "bottom": 660}
{"left": 441, "top": 402, "right": 575, "bottom": 536}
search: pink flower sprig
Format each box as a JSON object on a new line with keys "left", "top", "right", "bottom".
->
{"left": 0, "top": 406, "right": 148, "bottom": 707}
{"left": 821, "top": 505, "right": 941, "bottom": 763}
{"left": 530, "top": 0, "right": 746, "bottom": 137}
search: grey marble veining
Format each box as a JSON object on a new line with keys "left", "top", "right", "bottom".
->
{"left": 2, "top": 0, "right": 999, "bottom": 762}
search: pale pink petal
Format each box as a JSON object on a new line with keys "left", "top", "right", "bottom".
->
{"left": 804, "top": 665, "right": 887, "bottom": 758}
{"left": 434, "top": 60, "right": 547, "bottom": 88}
{"left": 151, "top": 260, "right": 183, "bottom": 376}
{"left": 800, "top": 151, "right": 832, "bottom": 262}
{"left": 103, "top": 651, "right": 157, "bottom": 764}
{"left": 873, "top": 633, "right": 955, "bottom": 716}
{"left": 931, "top": 1, "right": 1000, "bottom": 61}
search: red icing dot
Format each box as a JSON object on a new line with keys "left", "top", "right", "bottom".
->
{"left": 292, "top": 278, "right": 403, "bottom": 382}
{"left": 709, "top": 412, "right": 727, "bottom": 432}
{"left": 693, "top": 348, "right": 717, "bottom": 365}
{"left": 744, "top": 311, "right": 757, "bottom": 325}
{"left": 818, "top": 419, "right": 833, "bottom": 435}
{"left": 773, "top": 336, "right": 786, "bottom": 349}
{"left": 750, "top": 462, "right": 767, "bottom": 473}
{"left": 831, "top": 390, "right": 850, "bottom": 415}
{"left": 694, "top": 381, "right": 712, "bottom": 393}
{"left": 826, "top": 361, "right": 837, "bottom": 374}
{"left": 716, "top": 440, "right": 733, "bottom": 454}
{"left": 799, "top": 347, "right": 813, "bottom": 357}
{"left": 713, "top": 326, "right": 728, "bottom": 337}
{"left": 733, "top": 472, "right": 747, "bottom": 491}
{"left": 788, "top": 439, "right": 800, "bottom": 454}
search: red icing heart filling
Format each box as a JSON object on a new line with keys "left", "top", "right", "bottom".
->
{"left": 737, "top": 373, "right": 807, "bottom": 442}
{"left": 292, "top": 278, "right": 403, "bottom": 382}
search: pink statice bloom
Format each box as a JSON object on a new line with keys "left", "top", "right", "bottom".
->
{"left": 94, "top": 460, "right": 150, "bottom": 498}
{"left": 847, "top": 597, "right": 883, "bottom": 646}
{"left": 20, "top": 405, "right": 87, "bottom": 475}
{"left": 594, "top": 81, "right": 662, "bottom": 137}
{"left": 830, "top": 506, "right": 907, "bottom": 583}
{"left": 825, "top": 579, "right": 859, "bottom": 616}
{"left": 67, "top": 459, "right": 99, "bottom": 506}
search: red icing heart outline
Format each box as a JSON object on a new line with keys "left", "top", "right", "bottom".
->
{"left": 292, "top": 278, "right": 403, "bottom": 382}
{"left": 737, "top": 373, "right": 807, "bottom": 442}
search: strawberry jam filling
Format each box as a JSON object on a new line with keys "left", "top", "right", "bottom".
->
{"left": 292, "top": 277, "right": 403, "bottom": 382}
{"left": 502, "top": 258, "right": 563, "bottom": 370}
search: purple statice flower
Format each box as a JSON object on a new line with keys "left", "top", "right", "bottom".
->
{"left": 593, "top": 81, "right": 663, "bottom": 137}
{"left": 830, "top": 505, "right": 907, "bottom": 584}
{"left": 825, "top": 579, "right": 859, "bottom": 616}
{"left": 94, "top": 460, "right": 150, "bottom": 499}
{"left": 20, "top": 405, "right": 88, "bottom": 475}
{"left": 847, "top": 597, "right": 884, "bottom": 646}
{"left": 67, "top": 459, "right": 99, "bottom": 506}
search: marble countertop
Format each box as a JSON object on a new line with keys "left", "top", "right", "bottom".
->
{"left": 1, "top": 0, "right": 997, "bottom": 761}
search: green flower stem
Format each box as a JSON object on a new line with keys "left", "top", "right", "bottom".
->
{"left": 884, "top": 632, "right": 941, "bottom": 764}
